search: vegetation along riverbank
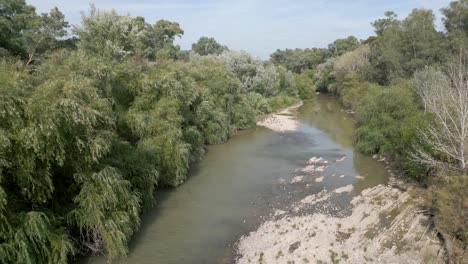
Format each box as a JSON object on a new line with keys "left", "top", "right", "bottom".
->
{"left": 0, "top": 2, "right": 311, "bottom": 263}
{"left": 1, "top": 0, "right": 467, "bottom": 263}
{"left": 267, "top": 1, "right": 468, "bottom": 262}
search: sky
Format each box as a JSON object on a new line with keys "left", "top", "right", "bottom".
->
{"left": 28, "top": 0, "right": 452, "bottom": 59}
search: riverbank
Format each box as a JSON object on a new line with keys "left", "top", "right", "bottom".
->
{"left": 256, "top": 101, "right": 304, "bottom": 132}
{"left": 237, "top": 179, "right": 444, "bottom": 263}
{"left": 237, "top": 100, "right": 445, "bottom": 263}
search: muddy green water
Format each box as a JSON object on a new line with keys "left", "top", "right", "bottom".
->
{"left": 83, "top": 95, "right": 389, "bottom": 264}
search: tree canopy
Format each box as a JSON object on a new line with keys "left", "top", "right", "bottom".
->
{"left": 191, "top": 36, "right": 228, "bottom": 56}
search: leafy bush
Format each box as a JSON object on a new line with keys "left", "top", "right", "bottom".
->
{"left": 355, "top": 81, "right": 423, "bottom": 158}
{"left": 294, "top": 70, "right": 315, "bottom": 100}
{"left": 340, "top": 73, "right": 378, "bottom": 110}
{"left": 432, "top": 176, "right": 468, "bottom": 250}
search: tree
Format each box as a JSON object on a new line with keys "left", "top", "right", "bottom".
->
{"left": 269, "top": 48, "right": 327, "bottom": 73}
{"left": 152, "top": 19, "right": 184, "bottom": 59}
{"left": 152, "top": 19, "right": 184, "bottom": 49}
{"left": 192, "top": 36, "right": 228, "bottom": 56}
{"left": 213, "top": 50, "right": 263, "bottom": 90}
{"left": 247, "top": 64, "right": 279, "bottom": 96}
{"left": 413, "top": 51, "right": 468, "bottom": 173}
{"left": 441, "top": 0, "right": 468, "bottom": 35}
{"left": 371, "top": 11, "right": 399, "bottom": 36}
{"left": 74, "top": 7, "right": 153, "bottom": 60}
{"left": 368, "top": 9, "right": 447, "bottom": 83}
{"left": 0, "top": 0, "right": 37, "bottom": 55}
{"left": 0, "top": 0, "right": 69, "bottom": 64}
{"left": 333, "top": 45, "right": 370, "bottom": 79}
{"left": 293, "top": 70, "right": 315, "bottom": 99}
{"left": 400, "top": 9, "right": 447, "bottom": 73}
{"left": 326, "top": 36, "right": 360, "bottom": 57}
{"left": 23, "top": 7, "right": 69, "bottom": 65}
{"left": 368, "top": 11, "right": 403, "bottom": 83}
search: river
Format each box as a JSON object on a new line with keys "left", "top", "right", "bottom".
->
{"left": 83, "top": 95, "right": 389, "bottom": 264}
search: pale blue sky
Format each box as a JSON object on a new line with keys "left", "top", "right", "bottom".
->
{"left": 29, "top": 0, "right": 452, "bottom": 58}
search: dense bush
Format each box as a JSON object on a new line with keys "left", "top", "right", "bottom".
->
{"left": 294, "top": 70, "right": 315, "bottom": 100}
{"left": 354, "top": 81, "right": 425, "bottom": 160}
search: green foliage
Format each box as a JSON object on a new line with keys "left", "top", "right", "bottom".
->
{"left": 75, "top": 7, "right": 152, "bottom": 60}
{"left": 340, "top": 73, "right": 378, "bottom": 111}
{"left": 152, "top": 19, "right": 184, "bottom": 60}
{"left": 441, "top": 0, "right": 468, "bottom": 36}
{"left": 192, "top": 36, "right": 228, "bottom": 56}
{"left": 294, "top": 70, "right": 315, "bottom": 100}
{"left": 315, "top": 59, "right": 336, "bottom": 92}
{"left": 196, "top": 100, "right": 232, "bottom": 144}
{"left": 368, "top": 9, "right": 448, "bottom": 84}
{"left": 213, "top": 50, "right": 263, "bottom": 87}
{"left": 265, "top": 94, "right": 300, "bottom": 113}
{"left": 127, "top": 95, "right": 190, "bottom": 187}
{"left": 277, "top": 65, "right": 298, "bottom": 97}
{"left": 0, "top": 0, "right": 69, "bottom": 63}
{"left": 75, "top": 8, "right": 184, "bottom": 61}
{"left": 270, "top": 48, "right": 327, "bottom": 73}
{"left": 152, "top": 19, "right": 184, "bottom": 49}
{"left": 1, "top": 211, "right": 74, "bottom": 264}
{"left": 104, "top": 141, "right": 159, "bottom": 210}
{"left": 355, "top": 81, "right": 423, "bottom": 158}
{"left": 326, "top": 36, "right": 360, "bottom": 57}
{"left": 70, "top": 167, "right": 140, "bottom": 261}
{"left": 0, "top": 57, "right": 118, "bottom": 263}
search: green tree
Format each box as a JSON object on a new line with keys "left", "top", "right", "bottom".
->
{"left": 269, "top": 48, "right": 327, "bottom": 73}
{"left": 327, "top": 36, "right": 360, "bottom": 57}
{"left": 368, "top": 9, "right": 447, "bottom": 83}
{"left": 441, "top": 0, "right": 468, "bottom": 35}
{"left": 74, "top": 7, "right": 152, "bottom": 60}
{"left": 0, "top": 0, "right": 69, "bottom": 64}
{"left": 192, "top": 36, "right": 228, "bottom": 56}
{"left": 152, "top": 19, "right": 184, "bottom": 60}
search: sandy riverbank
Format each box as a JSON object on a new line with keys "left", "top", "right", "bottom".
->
{"left": 256, "top": 102, "right": 303, "bottom": 132}
{"left": 236, "top": 182, "right": 444, "bottom": 264}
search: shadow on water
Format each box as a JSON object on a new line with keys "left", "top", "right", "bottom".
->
{"left": 82, "top": 95, "right": 389, "bottom": 264}
{"left": 126, "top": 161, "right": 203, "bottom": 253}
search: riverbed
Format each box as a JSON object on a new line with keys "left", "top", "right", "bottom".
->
{"left": 83, "top": 96, "right": 397, "bottom": 264}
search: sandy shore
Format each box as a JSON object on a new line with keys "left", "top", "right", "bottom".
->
{"left": 256, "top": 102, "right": 303, "bottom": 132}
{"left": 236, "top": 156, "right": 445, "bottom": 264}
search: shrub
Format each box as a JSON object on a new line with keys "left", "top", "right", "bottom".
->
{"left": 432, "top": 176, "right": 468, "bottom": 252}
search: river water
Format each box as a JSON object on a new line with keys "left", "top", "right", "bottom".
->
{"left": 84, "top": 95, "right": 389, "bottom": 264}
